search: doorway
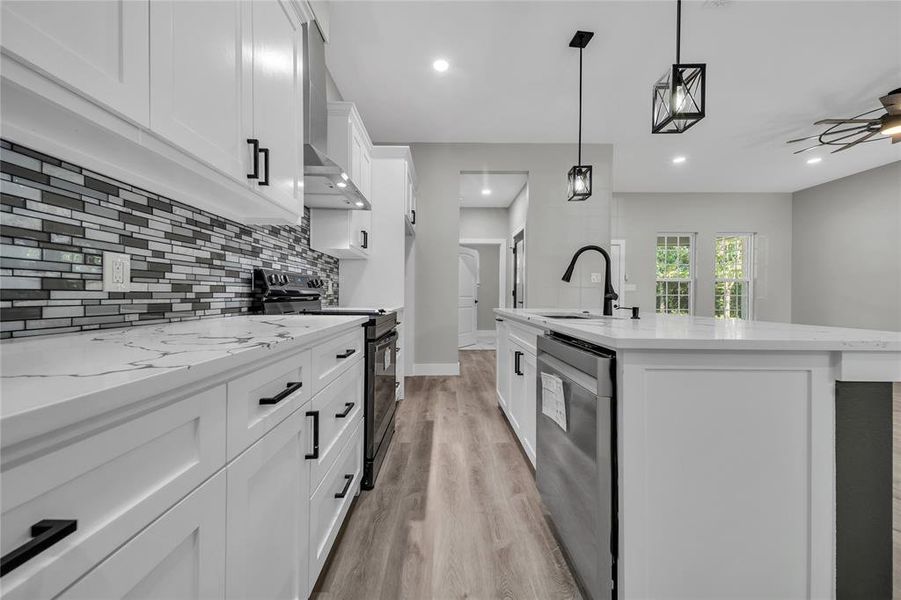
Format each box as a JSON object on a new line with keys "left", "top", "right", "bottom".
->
{"left": 512, "top": 229, "right": 525, "bottom": 308}
{"left": 458, "top": 246, "right": 479, "bottom": 348}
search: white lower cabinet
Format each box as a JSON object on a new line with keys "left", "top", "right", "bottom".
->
{"left": 225, "top": 407, "right": 310, "bottom": 600}
{"left": 497, "top": 319, "right": 541, "bottom": 467}
{"left": 0, "top": 326, "right": 366, "bottom": 600}
{"left": 309, "top": 420, "right": 363, "bottom": 580}
{"left": 58, "top": 471, "right": 226, "bottom": 600}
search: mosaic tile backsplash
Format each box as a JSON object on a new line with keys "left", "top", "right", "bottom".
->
{"left": 0, "top": 140, "right": 339, "bottom": 339}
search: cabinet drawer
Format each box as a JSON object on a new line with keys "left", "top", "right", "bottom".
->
{"left": 309, "top": 360, "right": 364, "bottom": 493}
{"left": 0, "top": 386, "right": 226, "bottom": 600}
{"left": 309, "top": 421, "right": 363, "bottom": 582}
{"left": 226, "top": 349, "right": 311, "bottom": 460}
{"left": 311, "top": 327, "right": 365, "bottom": 395}
{"left": 57, "top": 470, "right": 226, "bottom": 600}
{"left": 508, "top": 321, "right": 544, "bottom": 355}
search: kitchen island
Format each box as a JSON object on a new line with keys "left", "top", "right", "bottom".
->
{"left": 495, "top": 308, "right": 900, "bottom": 600}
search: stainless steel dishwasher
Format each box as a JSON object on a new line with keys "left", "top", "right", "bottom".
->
{"left": 536, "top": 333, "right": 616, "bottom": 600}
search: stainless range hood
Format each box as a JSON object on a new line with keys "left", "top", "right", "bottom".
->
{"left": 302, "top": 22, "right": 370, "bottom": 210}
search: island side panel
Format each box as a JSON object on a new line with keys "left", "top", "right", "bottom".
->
{"left": 835, "top": 381, "right": 892, "bottom": 598}
{"left": 618, "top": 349, "right": 836, "bottom": 600}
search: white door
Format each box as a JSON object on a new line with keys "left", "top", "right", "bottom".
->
{"left": 58, "top": 472, "right": 226, "bottom": 600}
{"left": 225, "top": 408, "right": 309, "bottom": 600}
{"left": 458, "top": 247, "right": 479, "bottom": 348}
{"left": 251, "top": 0, "right": 302, "bottom": 214}
{"left": 1, "top": 0, "right": 150, "bottom": 125}
{"left": 149, "top": 0, "right": 251, "bottom": 180}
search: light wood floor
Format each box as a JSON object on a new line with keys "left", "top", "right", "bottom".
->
{"left": 312, "top": 350, "right": 581, "bottom": 600}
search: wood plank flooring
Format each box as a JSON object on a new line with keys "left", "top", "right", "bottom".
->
{"left": 312, "top": 350, "right": 581, "bottom": 600}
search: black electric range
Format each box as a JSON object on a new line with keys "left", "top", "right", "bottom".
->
{"left": 252, "top": 268, "right": 397, "bottom": 489}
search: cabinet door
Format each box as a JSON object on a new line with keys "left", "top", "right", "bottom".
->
{"left": 58, "top": 472, "right": 226, "bottom": 600}
{"left": 496, "top": 321, "right": 509, "bottom": 410}
{"left": 507, "top": 344, "right": 524, "bottom": 433}
{"left": 251, "top": 0, "right": 301, "bottom": 213}
{"left": 0, "top": 0, "right": 150, "bottom": 125}
{"left": 359, "top": 145, "right": 372, "bottom": 201}
{"left": 350, "top": 209, "right": 372, "bottom": 255}
{"left": 350, "top": 130, "right": 363, "bottom": 186}
{"left": 150, "top": 0, "right": 251, "bottom": 180}
{"left": 520, "top": 349, "right": 538, "bottom": 466}
{"left": 225, "top": 407, "right": 310, "bottom": 600}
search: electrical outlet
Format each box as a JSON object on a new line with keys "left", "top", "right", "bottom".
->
{"left": 103, "top": 252, "right": 131, "bottom": 292}
{"left": 590, "top": 272, "right": 603, "bottom": 283}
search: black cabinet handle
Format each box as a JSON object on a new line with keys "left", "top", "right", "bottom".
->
{"left": 336, "top": 348, "right": 356, "bottom": 359}
{"left": 495, "top": 318, "right": 504, "bottom": 322}
{"left": 335, "top": 402, "right": 354, "bottom": 418}
{"left": 259, "top": 147, "right": 270, "bottom": 186}
{"left": 1, "top": 519, "right": 77, "bottom": 576}
{"left": 305, "top": 410, "right": 319, "bottom": 459}
{"left": 246, "top": 139, "right": 260, "bottom": 180}
{"left": 259, "top": 381, "right": 302, "bottom": 406}
{"left": 411, "top": 209, "right": 416, "bottom": 225}
{"left": 514, "top": 351, "right": 523, "bottom": 376}
{"left": 334, "top": 474, "right": 354, "bottom": 499}
{"left": 361, "top": 230, "right": 368, "bottom": 249}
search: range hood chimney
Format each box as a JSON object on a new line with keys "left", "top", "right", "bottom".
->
{"left": 302, "top": 22, "right": 370, "bottom": 210}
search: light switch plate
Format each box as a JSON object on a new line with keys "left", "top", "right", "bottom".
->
{"left": 103, "top": 252, "right": 131, "bottom": 292}
{"left": 590, "top": 272, "right": 603, "bottom": 283}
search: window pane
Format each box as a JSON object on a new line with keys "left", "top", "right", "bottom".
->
{"left": 656, "top": 233, "right": 693, "bottom": 315}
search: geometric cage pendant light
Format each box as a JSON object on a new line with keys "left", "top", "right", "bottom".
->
{"left": 567, "top": 30, "right": 594, "bottom": 201}
{"left": 652, "top": 0, "right": 707, "bottom": 134}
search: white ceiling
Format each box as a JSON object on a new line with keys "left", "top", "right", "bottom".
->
{"left": 459, "top": 172, "right": 528, "bottom": 207}
{"left": 325, "top": 1, "right": 901, "bottom": 193}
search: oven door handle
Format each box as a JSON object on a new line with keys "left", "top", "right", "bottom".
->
{"left": 373, "top": 330, "right": 399, "bottom": 351}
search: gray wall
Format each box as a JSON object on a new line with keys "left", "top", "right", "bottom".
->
{"left": 459, "top": 207, "right": 507, "bottom": 239}
{"left": 792, "top": 161, "right": 901, "bottom": 331}
{"left": 611, "top": 192, "right": 793, "bottom": 322}
{"left": 462, "top": 243, "right": 500, "bottom": 331}
{"left": 411, "top": 143, "right": 612, "bottom": 366}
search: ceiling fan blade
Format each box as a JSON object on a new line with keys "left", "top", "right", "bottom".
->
{"left": 786, "top": 134, "right": 821, "bottom": 144}
{"left": 792, "top": 144, "right": 823, "bottom": 154}
{"left": 813, "top": 118, "right": 875, "bottom": 125}
{"left": 830, "top": 130, "right": 880, "bottom": 153}
{"left": 787, "top": 125, "right": 870, "bottom": 144}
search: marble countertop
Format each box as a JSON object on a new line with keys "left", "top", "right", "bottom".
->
{"left": 496, "top": 308, "right": 901, "bottom": 352}
{"left": 0, "top": 314, "right": 367, "bottom": 445}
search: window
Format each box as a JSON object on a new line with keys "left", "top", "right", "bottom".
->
{"left": 714, "top": 234, "right": 754, "bottom": 319}
{"left": 655, "top": 234, "right": 694, "bottom": 315}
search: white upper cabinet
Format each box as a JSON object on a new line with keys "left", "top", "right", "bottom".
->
{"left": 0, "top": 0, "right": 308, "bottom": 224}
{"left": 0, "top": 0, "right": 150, "bottom": 125}
{"left": 249, "top": 0, "right": 303, "bottom": 216}
{"left": 328, "top": 102, "right": 372, "bottom": 203}
{"left": 149, "top": 0, "right": 251, "bottom": 181}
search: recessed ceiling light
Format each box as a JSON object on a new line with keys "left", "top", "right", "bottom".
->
{"left": 336, "top": 181, "right": 347, "bottom": 188}
{"left": 481, "top": 188, "right": 492, "bottom": 196}
{"left": 432, "top": 58, "right": 449, "bottom": 72}
{"left": 672, "top": 156, "right": 687, "bottom": 164}
{"left": 354, "top": 201, "right": 365, "bottom": 207}
{"left": 806, "top": 157, "right": 822, "bottom": 165}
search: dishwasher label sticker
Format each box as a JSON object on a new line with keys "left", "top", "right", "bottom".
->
{"left": 540, "top": 372, "right": 567, "bottom": 432}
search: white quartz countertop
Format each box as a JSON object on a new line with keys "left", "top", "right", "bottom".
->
{"left": 495, "top": 308, "right": 901, "bottom": 352}
{"left": 0, "top": 315, "right": 367, "bottom": 445}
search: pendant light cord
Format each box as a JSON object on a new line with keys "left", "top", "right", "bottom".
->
{"left": 578, "top": 46, "right": 583, "bottom": 166}
{"left": 675, "top": 0, "right": 681, "bottom": 64}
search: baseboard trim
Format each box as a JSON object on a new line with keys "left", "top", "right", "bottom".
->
{"left": 413, "top": 362, "right": 460, "bottom": 376}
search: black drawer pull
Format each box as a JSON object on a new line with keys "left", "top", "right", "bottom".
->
{"left": 336, "top": 348, "right": 356, "bottom": 359}
{"left": 361, "top": 229, "right": 368, "bottom": 249}
{"left": 259, "top": 147, "right": 270, "bottom": 186}
{"left": 246, "top": 138, "right": 260, "bottom": 180}
{"left": 1, "top": 519, "right": 77, "bottom": 576}
{"left": 334, "top": 474, "right": 354, "bottom": 499}
{"left": 335, "top": 402, "right": 354, "bottom": 418}
{"left": 411, "top": 209, "right": 416, "bottom": 225}
{"left": 259, "top": 381, "right": 302, "bottom": 405}
{"left": 514, "top": 351, "right": 523, "bottom": 376}
{"left": 305, "top": 410, "right": 319, "bottom": 459}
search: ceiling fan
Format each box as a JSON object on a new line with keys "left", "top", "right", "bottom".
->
{"left": 786, "top": 87, "right": 901, "bottom": 154}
